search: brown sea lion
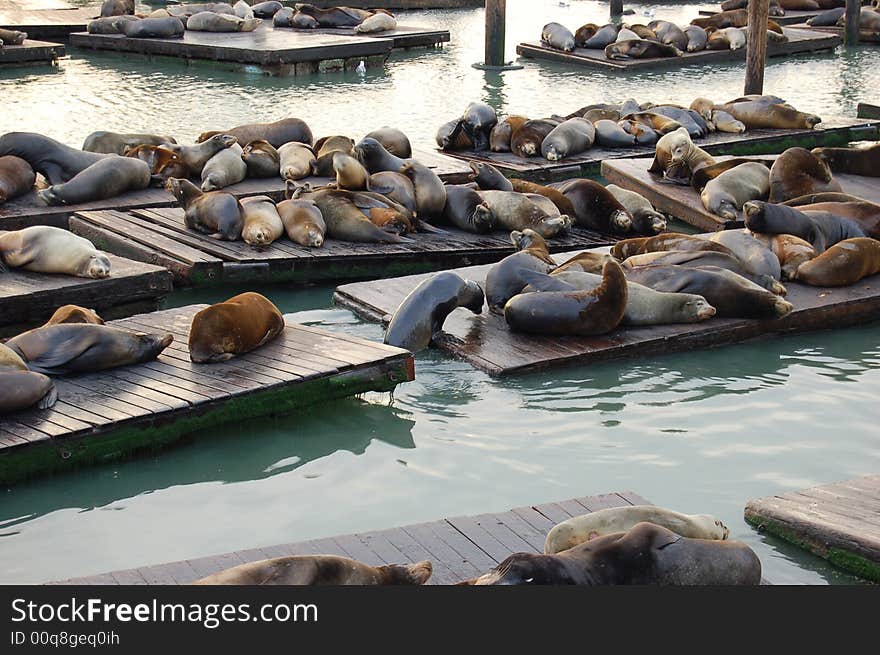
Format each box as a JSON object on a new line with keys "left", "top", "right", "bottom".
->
{"left": 332, "top": 152, "right": 373, "bottom": 191}
{"left": 165, "top": 178, "right": 243, "bottom": 241}
{"left": 549, "top": 179, "right": 633, "bottom": 233}
{"left": 37, "top": 156, "right": 151, "bottom": 206}
{"left": 691, "top": 9, "right": 749, "bottom": 29}
{"left": 240, "top": 195, "right": 284, "bottom": 246}
{"left": 574, "top": 23, "right": 599, "bottom": 47}
{"left": 751, "top": 233, "right": 818, "bottom": 280}
{"left": 612, "top": 233, "right": 735, "bottom": 260}
{"left": 793, "top": 237, "right": 880, "bottom": 286}
{"left": 466, "top": 522, "right": 760, "bottom": 586}
{"left": 124, "top": 145, "right": 188, "bottom": 180}
{"left": 478, "top": 191, "right": 572, "bottom": 238}
{"left": 717, "top": 101, "right": 821, "bottom": 129}
{"left": 511, "top": 119, "right": 559, "bottom": 158}
{"left": 510, "top": 179, "right": 575, "bottom": 217}
{"left": 7, "top": 324, "right": 172, "bottom": 375}
{"left": 811, "top": 143, "right": 880, "bottom": 177}
{"left": 196, "top": 117, "right": 312, "bottom": 148}
{"left": 83, "top": 131, "right": 178, "bottom": 156}
{"left": 293, "top": 186, "right": 406, "bottom": 243}
{"left": 701, "top": 162, "right": 770, "bottom": 221}
{"left": 363, "top": 127, "right": 411, "bottom": 159}
{"left": 649, "top": 127, "right": 716, "bottom": 184}
{"left": 435, "top": 119, "right": 474, "bottom": 151}
{"left": 369, "top": 171, "right": 416, "bottom": 213}
{"left": 189, "top": 292, "right": 284, "bottom": 363}
{"left": 604, "top": 185, "right": 667, "bottom": 234}
{"left": 552, "top": 251, "right": 614, "bottom": 275}
{"left": 276, "top": 196, "right": 326, "bottom": 247}
{"left": 168, "top": 133, "right": 237, "bottom": 177}
{"left": 743, "top": 201, "right": 866, "bottom": 252}
{"left": 193, "top": 554, "right": 431, "bottom": 585}
{"left": 400, "top": 161, "right": 446, "bottom": 219}
{"left": 0, "top": 155, "right": 35, "bottom": 205}
{"left": 467, "top": 161, "right": 513, "bottom": 191}
{"left": 278, "top": 142, "right": 315, "bottom": 181}
{"left": 241, "top": 140, "right": 280, "bottom": 178}
{"left": 100, "top": 0, "right": 134, "bottom": 17}
{"left": 489, "top": 116, "right": 528, "bottom": 153}
{"left": 42, "top": 305, "right": 104, "bottom": 327}
{"left": 769, "top": 148, "right": 841, "bottom": 203}
{"left": 292, "top": 3, "right": 371, "bottom": 27}
{"left": 605, "top": 40, "right": 682, "bottom": 59}
{"left": 312, "top": 135, "right": 356, "bottom": 177}
{"left": 0, "top": 226, "right": 111, "bottom": 278}
{"left": 0, "top": 371, "right": 58, "bottom": 414}
{"left": 485, "top": 229, "right": 556, "bottom": 311}
{"left": 384, "top": 271, "right": 484, "bottom": 352}
{"left": 647, "top": 19, "right": 689, "bottom": 49}
{"left": 786, "top": 201, "right": 880, "bottom": 239}
{"left": 629, "top": 24, "right": 658, "bottom": 40}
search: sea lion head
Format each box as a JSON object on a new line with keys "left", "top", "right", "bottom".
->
{"left": 243, "top": 223, "right": 275, "bottom": 246}
{"left": 510, "top": 228, "right": 547, "bottom": 253}
{"left": 472, "top": 553, "right": 563, "bottom": 585}
{"left": 803, "top": 114, "right": 822, "bottom": 129}
{"left": 610, "top": 209, "right": 633, "bottom": 234}
{"left": 657, "top": 127, "right": 693, "bottom": 164}
{"left": 83, "top": 253, "right": 112, "bottom": 279}
{"left": 132, "top": 332, "right": 174, "bottom": 362}
{"left": 208, "top": 133, "right": 238, "bottom": 150}
{"left": 472, "top": 203, "right": 495, "bottom": 232}
{"left": 694, "top": 514, "right": 730, "bottom": 540}
{"left": 376, "top": 561, "right": 432, "bottom": 585}
{"left": 305, "top": 227, "right": 324, "bottom": 247}
{"left": 682, "top": 296, "right": 717, "bottom": 322}
{"left": 460, "top": 279, "right": 485, "bottom": 314}
{"left": 742, "top": 200, "right": 766, "bottom": 230}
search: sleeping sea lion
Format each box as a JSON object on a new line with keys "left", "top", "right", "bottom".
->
{"left": 189, "top": 292, "right": 284, "bottom": 363}
{"left": 123, "top": 16, "right": 185, "bottom": 38}
{"left": 0, "top": 226, "right": 110, "bottom": 278}
{"left": 200, "top": 143, "right": 247, "bottom": 191}
{"left": 549, "top": 179, "right": 633, "bottom": 233}
{"left": 42, "top": 305, "right": 104, "bottom": 327}
{"left": 399, "top": 161, "right": 446, "bottom": 220}
{"left": 240, "top": 195, "right": 284, "bottom": 246}
{"left": 169, "top": 133, "right": 237, "bottom": 177}
{"left": 37, "top": 156, "right": 151, "bottom": 206}
{"left": 276, "top": 195, "right": 326, "bottom": 247}
{"left": 478, "top": 191, "right": 572, "bottom": 238}
{"left": 541, "top": 118, "right": 595, "bottom": 161}
{"left": 124, "top": 145, "right": 187, "bottom": 179}
{"left": 604, "top": 185, "right": 667, "bottom": 234}
{"left": 769, "top": 148, "right": 841, "bottom": 203}
{"left": 166, "top": 178, "right": 243, "bottom": 241}
{"left": 793, "top": 237, "right": 880, "bottom": 286}
{"left": 0, "top": 156, "right": 35, "bottom": 205}
{"left": 700, "top": 162, "right": 770, "bottom": 221}
{"left": 196, "top": 118, "right": 312, "bottom": 148}
{"left": 294, "top": 186, "right": 406, "bottom": 243}
{"left": 441, "top": 185, "right": 495, "bottom": 233}
{"left": 82, "top": 131, "right": 177, "bottom": 155}
{"left": 717, "top": 101, "right": 821, "bottom": 129}
{"left": 743, "top": 201, "right": 866, "bottom": 252}
{"left": 0, "top": 371, "right": 58, "bottom": 414}
{"left": 489, "top": 116, "right": 528, "bottom": 153}
{"left": 542, "top": 22, "right": 575, "bottom": 51}
{"left": 363, "top": 127, "right": 411, "bottom": 159}
{"left": 612, "top": 233, "right": 734, "bottom": 259}
{"left": 277, "top": 142, "right": 315, "bottom": 181}
{"left": 511, "top": 119, "right": 559, "bottom": 158}
{"left": 484, "top": 229, "right": 555, "bottom": 312}
{"left": 0, "top": 132, "right": 108, "bottom": 185}
{"left": 605, "top": 40, "right": 682, "bottom": 59}
{"left": 750, "top": 233, "right": 818, "bottom": 280}
{"left": 241, "top": 140, "right": 280, "bottom": 178}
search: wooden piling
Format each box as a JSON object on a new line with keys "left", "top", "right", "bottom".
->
{"left": 484, "top": 0, "right": 506, "bottom": 67}
{"left": 610, "top": 0, "right": 624, "bottom": 17}
{"left": 844, "top": 0, "right": 860, "bottom": 45}
{"left": 744, "top": 0, "right": 770, "bottom": 95}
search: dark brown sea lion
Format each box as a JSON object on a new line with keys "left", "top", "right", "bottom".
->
{"left": 0, "top": 132, "right": 108, "bottom": 185}
{"left": 441, "top": 185, "right": 495, "bottom": 233}
{"left": 0, "top": 371, "right": 57, "bottom": 414}
{"left": 189, "top": 292, "right": 284, "bottom": 363}
{"left": 0, "top": 28, "right": 27, "bottom": 44}
{"left": 384, "top": 271, "right": 484, "bottom": 352}
{"left": 769, "top": 148, "right": 841, "bottom": 203}
{"left": 489, "top": 116, "right": 528, "bottom": 153}
{"left": 744, "top": 201, "right": 866, "bottom": 253}
{"left": 83, "top": 131, "right": 177, "bottom": 156}
{"left": 612, "top": 233, "right": 735, "bottom": 259}
{"left": 786, "top": 201, "right": 880, "bottom": 239}
{"left": 166, "top": 178, "right": 243, "bottom": 241}
{"left": 435, "top": 119, "right": 472, "bottom": 151}
{"left": 124, "top": 16, "right": 185, "bottom": 38}
{"left": 7, "top": 324, "right": 172, "bottom": 375}
{"left": 467, "top": 161, "right": 512, "bottom": 191}
{"left": 511, "top": 119, "right": 559, "bottom": 158}
{"left": 511, "top": 179, "right": 575, "bottom": 217}
{"left": 690, "top": 9, "right": 748, "bottom": 29}
{"left": 124, "top": 145, "right": 188, "bottom": 179}
{"left": 811, "top": 143, "right": 880, "bottom": 177}
{"left": 605, "top": 40, "right": 682, "bottom": 60}
{"left": 37, "top": 156, "right": 151, "bottom": 206}
{"left": 604, "top": 185, "right": 667, "bottom": 234}
{"left": 292, "top": 3, "right": 371, "bottom": 27}
{"left": 168, "top": 133, "right": 237, "bottom": 177}
{"left": 466, "top": 522, "right": 760, "bottom": 586}
{"left": 0, "top": 156, "right": 35, "bottom": 205}
{"left": 793, "top": 237, "right": 880, "bottom": 286}
{"left": 193, "top": 555, "right": 431, "bottom": 585}
{"left": 461, "top": 102, "right": 498, "bottom": 151}
{"left": 294, "top": 186, "right": 406, "bottom": 243}
{"left": 574, "top": 23, "right": 599, "bottom": 47}
{"left": 197, "top": 117, "right": 313, "bottom": 148}
{"left": 276, "top": 196, "right": 326, "bottom": 247}
{"left": 549, "top": 179, "right": 633, "bottom": 233}
{"left": 485, "top": 229, "right": 555, "bottom": 311}
{"left": 311, "top": 135, "right": 355, "bottom": 177}
{"left": 363, "top": 127, "right": 411, "bottom": 159}
{"left": 751, "top": 233, "right": 818, "bottom": 280}
{"left": 42, "top": 305, "right": 104, "bottom": 327}
{"left": 241, "top": 140, "right": 280, "bottom": 178}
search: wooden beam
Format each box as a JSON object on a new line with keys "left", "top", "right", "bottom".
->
{"left": 484, "top": 0, "right": 506, "bottom": 67}
{"left": 844, "top": 0, "right": 860, "bottom": 45}
{"left": 744, "top": 0, "right": 770, "bottom": 95}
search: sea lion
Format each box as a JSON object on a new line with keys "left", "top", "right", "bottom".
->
{"left": 123, "top": 16, "right": 185, "bottom": 38}
{"left": 290, "top": 11, "right": 319, "bottom": 28}
{"left": 626, "top": 112, "right": 682, "bottom": 135}
{"left": 504, "top": 260, "right": 628, "bottom": 336}
{"left": 353, "top": 137, "right": 406, "bottom": 174}
{"left": 605, "top": 184, "right": 666, "bottom": 234}
{"left": 355, "top": 12, "right": 397, "bottom": 33}
{"left": 0, "top": 156, "right": 35, "bottom": 204}
{"left": 201, "top": 143, "right": 246, "bottom": 191}
{"left": 785, "top": 201, "right": 880, "bottom": 239}
{"left": 332, "top": 152, "right": 374, "bottom": 191}
{"left": 294, "top": 186, "right": 405, "bottom": 243}
{"left": 615, "top": 28, "right": 642, "bottom": 42}
{"left": 720, "top": 27, "right": 747, "bottom": 50}
{"left": 193, "top": 555, "right": 431, "bottom": 586}
{"left": 0, "top": 342, "right": 28, "bottom": 371}
{"left": 363, "top": 127, "right": 411, "bottom": 159}
{"left": 541, "top": 22, "right": 576, "bottom": 51}
{"left": 583, "top": 23, "right": 622, "bottom": 48}
{"left": 751, "top": 233, "right": 818, "bottom": 280}
{"left": 647, "top": 19, "right": 689, "bottom": 50}
{"left": 511, "top": 119, "right": 559, "bottom": 158}
{"left": 100, "top": 0, "right": 134, "bottom": 17}
{"left": 646, "top": 106, "right": 710, "bottom": 139}
{"left": 711, "top": 110, "right": 746, "bottom": 134}
{"left": 690, "top": 158, "right": 772, "bottom": 193}
{"left": 293, "top": 3, "right": 371, "bottom": 27}
{"left": 460, "top": 102, "right": 498, "bottom": 152}
{"left": 0, "top": 132, "right": 108, "bottom": 185}
{"left": 169, "top": 133, "right": 237, "bottom": 177}
{"left": 197, "top": 118, "right": 313, "bottom": 149}
{"left": 811, "top": 143, "right": 880, "bottom": 177}
{"left": 82, "top": 131, "right": 177, "bottom": 156}
{"left": 510, "top": 179, "right": 575, "bottom": 217}
{"left": 276, "top": 195, "right": 326, "bottom": 247}
{"left": 189, "top": 292, "right": 284, "bottom": 363}
{"left": 42, "top": 305, "right": 104, "bottom": 327}
{"left": 235, "top": 0, "right": 254, "bottom": 18}
{"left": 87, "top": 15, "right": 139, "bottom": 34}
{"left": 368, "top": 172, "right": 416, "bottom": 213}
{"left": 0, "top": 371, "right": 57, "bottom": 414}
{"left": 701, "top": 229, "right": 782, "bottom": 280}
{"left": 166, "top": 178, "right": 243, "bottom": 241}
{"left": 468, "top": 522, "right": 760, "bottom": 586}
{"left": 700, "top": 162, "right": 770, "bottom": 220}
{"left": 689, "top": 98, "right": 714, "bottom": 122}
{"left": 541, "top": 118, "right": 595, "bottom": 161}
{"left": 277, "top": 142, "right": 315, "bottom": 181}
{"left": 783, "top": 192, "right": 865, "bottom": 206}
{"left": 272, "top": 6, "right": 293, "bottom": 26}
{"left": 0, "top": 28, "right": 27, "bottom": 44}
{"left": 718, "top": 101, "right": 821, "bottom": 129}
{"left": 239, "top": 195, "right": 284, "bottom": 246}
{"left": 435, "top": 119, "right": 473, "bottom": 152}
{"left": 399, "top": 161, "right": 446, "bottom": 219}
{"left": 485, "top": 230, "right": 556, "bottom": 311}
{"left": 530, "top": 269, "right": 716, "bottom": 326}
{"left": 549, "top": 179, "right": 633, "bottom": 233}
{"left": 684, "top": 25, "right": 708, "bottom": 51}
{"left": 744, "top": 201, "right": 866, "bottom": 252}
{"left": 441, "top": 185, "right": 494, "bottom": 234}
{"left": 836, "top": 8, "right": 880, "bottom": 30}
{"left": 691, "top": 9, "right": 748, "bottom": 29}
{"left": 384, "top": 271, "right": 484, "bottom": 352}
{"left": 478, "top": 191, "right": 572, "bottom": 238}
{"left": 593, "top": 119, "right": 637, "bottom": 147}
{"left": 618, "top": 119, "right": 658, "bottom": 146}
{"left": 612, "top": 233, "right": 735, "bottom": 259}
{"left": 489, "top": 116, "right": 528, "bottom": 153}
{"left": 314, "top": 136, "right": 356, "bottom": 178}
{"left": 467, "top": 161, "right": 512, "bottom": 191}
{"left": 545, "top": 506, "right": 729, "bottom": 554}
{"left": 808, "top": 7, "right": 845, "bottom": 25}
{"left": 605, "top": 40, "right": 682, "bottom": 59}
{"left": 793, "top": 237, "right": 880, "bottom": 286}
{"left": 241, "top": 140, "right": 279, "bottom": 178}
{"left": 625, "top": 264, "right": 793, "bottom": 318}
{"left": 0, "top": 226, "right": 111, "bottom": 278}
{"left": 124, "top": 145, "right": 187, "bottom": 179}
{"left": 7, "top": 324, "right": 172, "bottom": 375}
{"left": 574, "top": 23, "right": 599, "bottom": 47}
{"left": 186, "top": 11, "right": 261, "bottom": 31}
{"left": 37, "top": 156, "right": 151, "bottom": 206}
{"left": 769, "top": 148, "right": 841, "bottom": 203}
{"left": 251, "top": 1, "right": 283, "bottom": 18}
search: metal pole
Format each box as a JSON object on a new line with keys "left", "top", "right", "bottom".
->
{"left": 844, "top": 0, "right": 860, "bottom": 45}
{"left": 744, "top": 0, "right": 770, "bottom": 95}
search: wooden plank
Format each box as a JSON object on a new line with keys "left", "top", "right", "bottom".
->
{"left": 601, "top": 155, "right": 880, "bottom": 231}
{"left": 0, "top": 39, "right": 63, "bottom": 66}
{"left": 745, "top": 475, "right": 880, "bottom": 581}
{"left": 699, "top": 7, "right": 822, "bottom": 25}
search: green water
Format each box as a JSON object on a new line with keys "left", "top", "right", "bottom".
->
{"left": 2, "top": 2, "right": 880, "bottom": 585}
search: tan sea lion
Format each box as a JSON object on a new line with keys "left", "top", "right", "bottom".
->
{"left": 6, "top": 324, "right": 172, "bottom": 375}
{"left": 332, "top": 152, "right": 372, "bottom": 191}
{"left": 0, "top": 155, "right": 36, "bottom": 205}
{"left": 186, "top": 11, "right": 261, "bottom": 32}
{"left": 276, "top": 196, "right": 326, "bottom": 247}
{"left": 0, "top": 371, "right": 58, "bottom": 414}
{"left": 612, "top": 233, "right": 734, "bottom": 259}
{"left": 193, "top": 555, "right": 431, "bottom": 586}
{"left": 312, "top": 135, "right": 355, "bottom": 177}
{"left": 241, "top": 140, "right": 280, "bottom": 178}
{"left": 477, "top": 190, "right": 572, "bottom": 238}
{"left": 691, "top": 9, "right": 748, "bottom": 29}
{"left": 751, "top": 233, "right": 818, "bottom": 280}
{"left": 278, "top": 142, "right": 315, "bottom": 181}
{"left": 201, "top": 143, "right": 247, "bottom": 191}
{"left": 545, "top": 506, "right": 729, "bottom": 554}
{"left": 362, "top": 127, "right": 411, "bottom": 159}
{"left": 0, "top": 227, "right": 110, "bottom": 278}
{"left": 399, "top": 161, "right": 446, "bottom": 219}
{"left": 0, "top": 343, "right": 28, "bottom": 370}
{"left": 124, "top": 145, "right": 187, "bottom": 179}
{"left": 166, "top": 178, "right": 243, "bottom": 241}
{"left": 718, "top": 100, "right": 821, "bottom": 129}
{"left": 293, "top": 186, "right": 406, "bottom": 243}
{"left": 189, "top": 292, "right": 284, "bottom": 363}
{"left": 701, "top": 162, "right": 770, "bottom": 220}
{"left": 82, "top": 131, "right": 177, "bottom": 155}
{"left": 511, "top": 119, "right": 559, "bottom": 158}
{"left": 769, "top": 148, "right": 841, "bottom": 203}
{"left": 196, "top": 118, "right": 312, "bottom": 148}
{"left": 811, "top": 143, "right": 880, "bottom": 177}
{"left": 793, "top": 238, "right": 880, "bottom": 286}
{"left": 510, "top": 179, "right": 575, "bottom": 217}
{"left": 240, "top": 195, "right": 284, "bottom": 246}
{"left": 649, "top": 127, "right": 716, "bottom": 184}
{"left": 42, "top": 305, "right": 104, "bottom": 327}
{"left": 489, "top": 116, "right": 528, "bottom": 153}
{"left": 168, "top": 133, "right": 237, "bottom": 177}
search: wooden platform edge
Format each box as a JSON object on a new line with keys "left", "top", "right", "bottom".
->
{"left": 858, "top": 103, "right": 880, "bottom": 120}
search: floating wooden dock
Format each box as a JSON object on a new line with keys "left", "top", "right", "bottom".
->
{"left": 69, "top": 23, "right": 397, "bottom": 76}
{"left": 697, "top": 8, "right": 822, "bottom": 26}
{"left": 745, "top": 475, "right": 880, "bottom": 582}
{"left": 334, "top": 246, "right": 880, "bottom": 376}
{"left": 0, "top": 6, "right": 94, "bottom": 40}
{"left": 859, "top": 102, "right": 880, "bottom": 119}
{"left": 0, "top": 38, "right": 64, "bottom": 66}
{"left": 791, "top": 22, "right": 880, "bottom": 43}
{"left": 277, "top": 24, "right": 450, "bottom": 50}
{"left": 516, "top": 27, "right": 840, "bottom": 72}
{"left": 0, "top": 147, "right": 470, "bottom": 230}
{"left": 441, "top": 118, "right": 879, "bottom": 182}
{"left": 601, "top": 155, "right": 880, "bottom": 231}
{"left": 52, "top": 490, "right": 654, "bottom": 585}
{"left": 70, "top": 207, "right": 616, "bottom": 286}
{"left": 0, "top": 254, "right": 172, "bottom": 338}
{"left": 0, "top": 305, "right": 414, "bottom": 485}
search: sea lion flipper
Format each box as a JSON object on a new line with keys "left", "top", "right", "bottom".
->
{"left": 518, "top": 268, "right": 575, "bottom": 292}
{"left": 414, "top": 219, "right": 448, "bottom": 234}
{"left": 38, "top": 382, "right": 58, "bottom": 410}
{"left": 21, "top": 338, "right": 81, "bottom": 374}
